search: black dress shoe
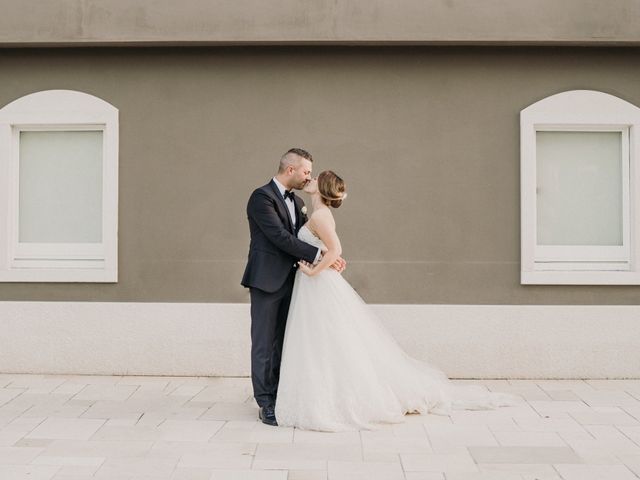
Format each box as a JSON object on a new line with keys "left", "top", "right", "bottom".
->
{"left": 258, "top": 405, "right": 278, "bottom": 426}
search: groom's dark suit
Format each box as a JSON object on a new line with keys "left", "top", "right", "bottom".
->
{"left": 242, "top": 179, "right": 319, "bottom": 408}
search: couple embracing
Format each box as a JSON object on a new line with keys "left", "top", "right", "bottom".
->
{"left": 241, "top": 148, "right": 520, "bottom": 432}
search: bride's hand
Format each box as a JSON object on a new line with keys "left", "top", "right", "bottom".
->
{"left": 330, "top": 256, "right": 346, "bottom": 273}
{"left": 297, "top": 260, "right": 315, "bottom": 276}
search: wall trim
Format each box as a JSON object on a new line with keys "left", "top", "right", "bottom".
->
{"left": 1, "top": 0, "right": 640, "bottom": 47}
{"left": 0, "top": 301, "right": 638, "bottom": 379}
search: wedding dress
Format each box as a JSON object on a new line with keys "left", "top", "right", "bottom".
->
{"left": 274, "top": 224, "right": 521, "bottom": 432}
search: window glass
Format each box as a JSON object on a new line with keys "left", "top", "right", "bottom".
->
{"left": 536, "top": 131, "right": 623, "bottom": 246}
{"left": 19, "top": 130, "right": 103, "bottom": 243}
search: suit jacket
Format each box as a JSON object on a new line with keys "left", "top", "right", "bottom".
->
{"left": 241, "top": 180, "right": 319, "bottom": 293}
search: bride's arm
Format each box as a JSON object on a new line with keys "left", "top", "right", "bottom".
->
{"left": 298, "top": 210, "right": 341, "bottom": 276}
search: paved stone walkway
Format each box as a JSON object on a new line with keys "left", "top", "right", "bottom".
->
{"left": 1, "top": 375, "right": 640, "bottom": 479}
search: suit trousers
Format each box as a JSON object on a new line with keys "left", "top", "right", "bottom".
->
{"left": 249, "top": 269, "right": 296, "bottom": 408}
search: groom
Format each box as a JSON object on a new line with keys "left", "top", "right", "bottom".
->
{"left": 242, "top": 148, "right": 346, "bottom": 426}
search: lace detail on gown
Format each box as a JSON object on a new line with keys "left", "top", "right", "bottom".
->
{"left": 298, "top": 223, "right": 326, "bottom": 261}
{"left": 275, "top": 225, "right": 522, "bottom": 432}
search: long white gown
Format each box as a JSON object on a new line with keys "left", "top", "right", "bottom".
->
{"left": 275, "top": 224, "right": 522, "bottom": 432}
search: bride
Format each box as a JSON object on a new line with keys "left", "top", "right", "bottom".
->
{"left": 274, "top": 170, "right": 522, "bottom": 432}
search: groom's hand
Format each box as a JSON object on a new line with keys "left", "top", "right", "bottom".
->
{"left": 330, "top": 256, "right": 346, "bottom": 273}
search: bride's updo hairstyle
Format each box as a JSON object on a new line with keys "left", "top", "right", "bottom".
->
{"left": 318, "top": 170, "right": 347, "bottom": 208}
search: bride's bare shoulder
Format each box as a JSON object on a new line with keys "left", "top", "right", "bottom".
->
{"left": 308, "top": 208, "right": 335, "bottom": 229}
{"left": 310, "top": 208, "right": 334, "bottom": 222}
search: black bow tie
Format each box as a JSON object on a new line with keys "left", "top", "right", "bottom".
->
{"left": 284, "top": 190, "right": 295, "bottom": 201}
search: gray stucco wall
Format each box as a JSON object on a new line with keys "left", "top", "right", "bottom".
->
{"left": 1, "top": 0, "right": 639, "bottom": 46}
{"left": 0, "top": 46, "right": 639, "bottom": 304}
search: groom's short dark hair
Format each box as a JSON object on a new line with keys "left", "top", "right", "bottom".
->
{"left": 285, "top": 148, "right": 312, "bottom": 162}
{"left": 279, "top": 148, "right": 313, "bottom": 172}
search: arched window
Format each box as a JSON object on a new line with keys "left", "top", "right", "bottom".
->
{"left": 0, "top": 90, "right": 118, "bottom": 282}
{"left": 520, "top": 90, "right": 640, "bottom": 284}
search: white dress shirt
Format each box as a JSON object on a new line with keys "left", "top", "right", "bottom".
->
{"left": 272, "top": 177, "right": 322, "bottom": 263}
{"left": 272, "top": 177, "right": 297, "bottom": 228}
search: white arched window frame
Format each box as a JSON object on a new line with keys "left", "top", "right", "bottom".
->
{"left": 0, "top": 90, "right": 118, "bottom": 282}
{"left": 521, "top": 89, "right": 640, "bottom": 285}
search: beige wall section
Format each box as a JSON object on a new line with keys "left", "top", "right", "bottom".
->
{"left": 0, "top": 47, "right": 640, "bottom": 304}
{"left": 0, "top": 0, "right": 639, "bottom": 46}
{"left": 2, "top": 302, "right": 639, "bottom": 378}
